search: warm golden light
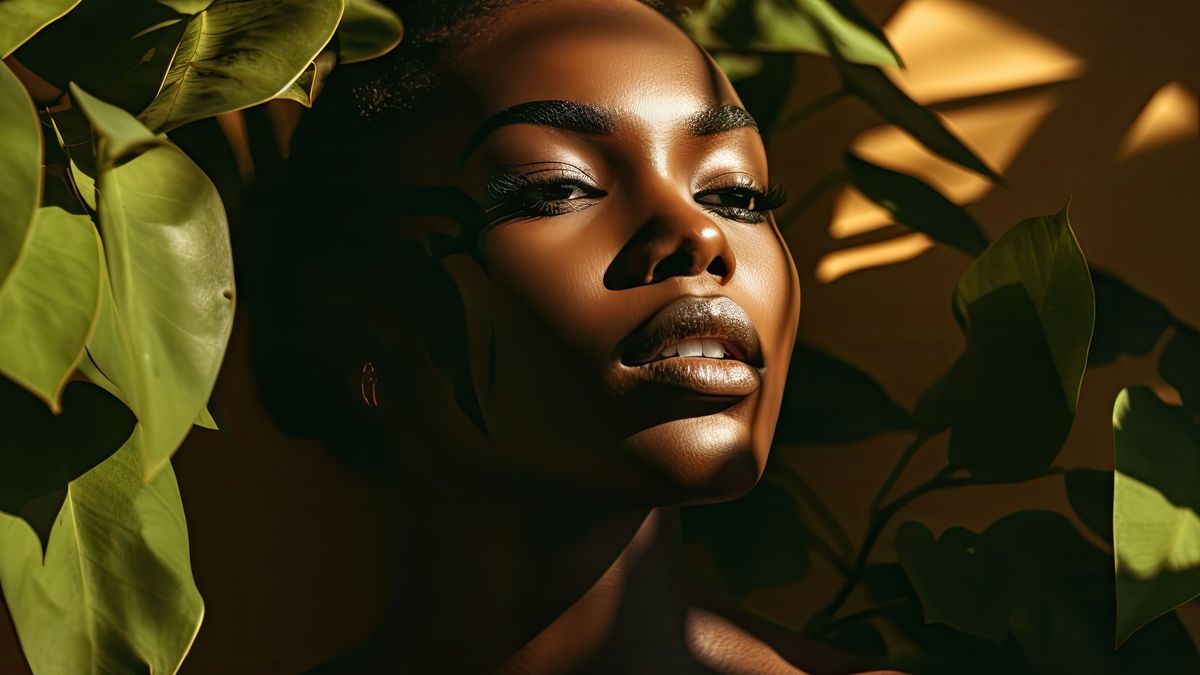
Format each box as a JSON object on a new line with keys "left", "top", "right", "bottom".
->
{"left": 1117, "top": 81, "right": 1199, "bottom": 160}
{"left": 815, "top": 232, "right": 935, "bottom": 283}
{"left": 884, "top": 0, "right": 1085, "bottom": 105}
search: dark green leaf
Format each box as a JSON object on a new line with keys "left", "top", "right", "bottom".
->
{"left": 730, "top": 51, "right": 796, "bottom": 140}
{"left": 1087, "top": 270, "right": 1174, "bottom": 366}
{"left": 844, "top": 152, "right": 989, "bottom": 256}
{"left": 774, "top": 341, "right": 912, "bottom": 445}
{"left": 0, "top": 0, "right": 80, "bottom": 57}
{"left": 835, "top": 61, "right": 1001, "bottom": 182}
{"left": 0, "top": 377, "right": 135, "bottom": 549}
{"left": 0, "top": 435, "right": 203, "bottom": 673}
{"left": 0, "top": 207, "right": 101, "bottom": 409}
{"left": 912, "top": 357, "right": 960, "bottom": 439}
{"left": 1112, "top": 387, "right": 1200, "bottom": 646}
{"left": 1159, "top": 327, "right": 1200, "bottom": 417}
{"left": 945, "top": 206, "right": 1094, "bottom": 479}
{"left": 681, "top": 0, "right": 900, "bottom": 66}
{"left": 138, "top": 0, "right": 344, "bottom": 132}
{"left": 895, "top": 521, "right": 1011, "bottom": 641}
{"left": 337, "top": 0, "right": 404, "bottom": 64}
{"left": 73, "top": 84, "right": 235, "bottom": 480}
{"left": 1064, "top": 469, "right": 1114, "bottom": 542}
{"left": 0, "top": 60, "right": 40, "bottom": 290}
{"left": 681, "top": 481, "right": 809, "bottom": 597}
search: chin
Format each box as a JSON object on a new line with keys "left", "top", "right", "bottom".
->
{"left": 620, "top": 407, "right": 767, "bottom": 506}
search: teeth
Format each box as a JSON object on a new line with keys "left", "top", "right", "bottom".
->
{"left": 676, "top": 339, "right": 704, "bottom": 357}
{"left": 702, "top": 339, "right": 725, "bottom": 358}
{"left": 657, "top": 338, "right": 729, "bottom": 360}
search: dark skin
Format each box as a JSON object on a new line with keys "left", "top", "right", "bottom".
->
{"left": 310, "top": 1, "right": 896, "bottom": 673}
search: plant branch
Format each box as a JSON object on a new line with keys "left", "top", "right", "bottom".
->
{"left": 771, "top": 462, "right": 855, "bottom": 559}
{"left": 869, "top": 435, "right": 927, "bottom": 516}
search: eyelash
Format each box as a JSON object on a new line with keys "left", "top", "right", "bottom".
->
{"left": 485, "top": 171, "right": 788, "bottom": 226}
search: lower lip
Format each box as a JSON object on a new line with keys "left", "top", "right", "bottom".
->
{"left": 630, "top": 357, "right": 762, "bottom": 396}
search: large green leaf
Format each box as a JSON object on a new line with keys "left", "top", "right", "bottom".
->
{"left": 774, "top": 340, "right": 911, "bottom": 444}
{"left": 138, "top": 0, "right": 344, "bottom": 132}
{"left": 0, "top": 377, "right": 135, "bottom": 550}
{"left": 337, "top": 0, "right": 403, "bottom": 64}
{"left": 1064, "top": 469, "right": 1114, "bottom": 542}
{"left": 844, "top": 152, "right": 989, "bottom": 256}
{"left": 1113, "top": 387, "right": 1200, "bottom": 646}
{"left": 1159, "top": 327, "right": 1200, "bottom": 417}
{"left": 73, "top": 84, "right": 235, "bottom": 480}
{"left": 1088, "top": 270, "right": 1174, "bottom": 367}
{"left": 895, "top": 521, "right": 1011, "bottom": 641}
{"left": 682, "top": 0, "right": 900, "bottom": 67}
{"left": 12, "top": 1, "right": 189, "bottom": 113}
{"left": 0, "top": 207, "right": 101, "bottom": 409}
{"left": 943, "top": 206, "right": 1094, "bottom": 479}
{"left": 834, "top": 62, "right": 1001, "bottom": 182}
{"left": 0, "top": 0, "right": 80, "bottom": 57}
{"left": 0, "top": 436, "right": 203, "bottom": 674}
{"left": 0, "top": 60, "right": 41, "bottom": 291}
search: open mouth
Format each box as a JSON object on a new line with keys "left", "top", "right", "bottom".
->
{"left": 620, "top": 296, "right": 765, "bottom": 396}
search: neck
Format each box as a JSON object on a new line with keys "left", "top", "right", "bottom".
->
{"left": 367, "top": 496, "right": 699, "bottom": 674}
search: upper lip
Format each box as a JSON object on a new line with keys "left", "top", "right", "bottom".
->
{"left": 620, "top": 296, "right": 763, "bottom": 367}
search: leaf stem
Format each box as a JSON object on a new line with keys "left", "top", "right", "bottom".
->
{"left": 869, "top": 435, "right": 927, "bottom": 516}
{"left": 777, "top": 88, "right": 849, "bottom": 130}
{"left": 771, "top": 462, "right": 855, "bottom": 559}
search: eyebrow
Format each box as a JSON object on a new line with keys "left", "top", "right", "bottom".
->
{"left": 460, "top": 100, "right": 759, "bottom": 162}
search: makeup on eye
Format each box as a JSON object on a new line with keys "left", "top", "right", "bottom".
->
{"left": 482, "top": 163, "right": 787, "bottom": 227}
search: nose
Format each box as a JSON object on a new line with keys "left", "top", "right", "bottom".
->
{"left": 604, "top": 197, "right": 737, "bottom": 291}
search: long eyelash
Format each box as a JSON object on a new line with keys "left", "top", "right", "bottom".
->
{"left": 758, "top": 183, "right": 788, "bottom": 211}
{"left": 484, "top": 170, "right": 600, "bottom": 226}
{"left": 700, "top": 182, "right": 789, "bottom": 224}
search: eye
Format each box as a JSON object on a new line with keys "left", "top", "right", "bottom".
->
{"left": 531, "top": 182, "right": 592, "bottom": 202}
{"left": 484, "top": 167, "right": 607, "bottom": 226}
{"left": 695, "top": 187, "right": 761, "bottom": 210}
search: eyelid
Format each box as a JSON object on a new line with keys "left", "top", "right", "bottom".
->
{"left": 694, "top": 170, "right": 767, "bottom": 194}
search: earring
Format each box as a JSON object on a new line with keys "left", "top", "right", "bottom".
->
{"left": 361, "top": 361, "right": 379, "bottom": 408}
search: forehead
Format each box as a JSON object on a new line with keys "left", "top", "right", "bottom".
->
{"left": 443, "top": 0, "right": 738, "bottom": 123}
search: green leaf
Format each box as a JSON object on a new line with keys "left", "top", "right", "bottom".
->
{"left": 337, "top": 0, "right": 403, "bottom": 64}
{"left": 1064, "top": 469, "right": 1114, "bottom": 542}
{"left": 774, "top": 341, "right": 911, "bottom": 444}
{"left": 73, "top": 84, "right": 235, "bottom": 480}
{"left": 0, "top": 377, "right": 135, "bottom": 550}
{"left": 0, "top": 436, "right": 203, "bottom": 674}
{"left": 1088, "top": 270, "right": 1174, "bottom": 367}
{"left": 712, "top": 52, "right": 765, "bottom": 81}
{"left": 682, "top": 0, "right": 900, "bottom": 67}
{"left": 681, "top": 481, "right": 809, "bottom": 597}
{"left": 1159, "top": 327, "right": 1200, "bottom": 418}
{"left": 13, "top": 2, "right": 190, "bottom": 113}
{"left": 138, "top": 0, "right": 344, "bottom": 132}
{"left": 0, "top": 60, "right": 41, "bottom": 290}
{"left": 275, "top": 50, "right": 338, "bottom": 108}
{"left": 0, "top": 0, "right": 81, "bottom": 57}
{"left": 945, "top": 205, "right": 1094, "bottom": 479}
{"left": 1113, "top": 387, "right": 1200, "bottom": 646}
{"left": 195, "top": 405, "right": 217, "bottom": 430}
{"left": 0, "top": 207, "right": 102, "bottom": 409}
{"left": 835, "top": 61, "right": 1001, "bottom": 182}
{"left": 895, "top": 521, "right": 1011, "bottom": 641}
{"left": 844, "top": 152, "right": 989, "bottom": 256}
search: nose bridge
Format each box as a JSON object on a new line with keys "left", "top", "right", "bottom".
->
{"left": 604, "top": 175, "right": 736, "bottom": 290}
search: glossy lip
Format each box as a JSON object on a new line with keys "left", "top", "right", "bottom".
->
{"left": 619, "top": 296, "right": 765, "bottom": 397}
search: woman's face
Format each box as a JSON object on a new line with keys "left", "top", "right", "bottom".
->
{"left": 393, "top": 0, "right": 800, "bottom": 504}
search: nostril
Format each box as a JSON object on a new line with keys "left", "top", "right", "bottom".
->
{"left": 706, "top": 256, "right": 728, "bottom": 280}
{"left": 649, "top": 249, "right": 696, "bottom": 284}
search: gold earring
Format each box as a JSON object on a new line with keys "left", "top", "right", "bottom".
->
{"left": 361, "top": 361, "right": 379, "bottom": 407}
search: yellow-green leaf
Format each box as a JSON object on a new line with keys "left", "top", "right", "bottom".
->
{"left": 0, "top": 0, "right": 80, "bottom": 57}
{"left": 1113, "top": 387, "right": 1200, "bottom": 646}
{"left": 73, "top": 84, "right": 235, "bottom": 480}
{"left": 0, "top": 60, "right": 40, "bottom": 290}
{"left": 0, "top": 437, "right": 203, "bottom": 674}
{"left": 138, "top": 0, "right": 344, "bottom": 132}
{"left": 338, "top": 0, "right": 403, "bottom": 64}
{"left": 0, "top": 207, "right": 102, "bottom": 410}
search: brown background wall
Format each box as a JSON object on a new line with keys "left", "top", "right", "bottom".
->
{"left": 2, "top": 0, "right": 1198, "bottom": 671}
